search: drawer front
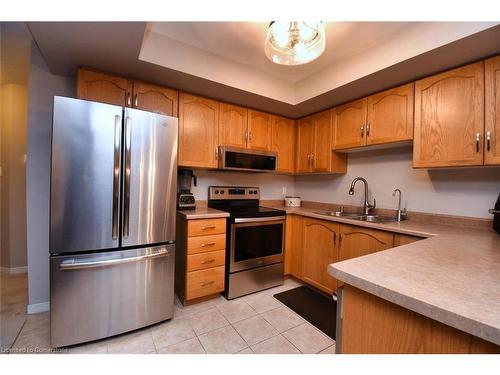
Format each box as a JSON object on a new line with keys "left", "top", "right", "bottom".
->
{"left": 187, "top": 233, "right": 226, "bottom": 255}
{"left": 188, "top": 218, "right": 226, "bottom": 237}
{"left": 187, "top": 250, "right": 226, "bottom": 272}
{"left": 186, "top": 266, "right": 225, "bottom": 300}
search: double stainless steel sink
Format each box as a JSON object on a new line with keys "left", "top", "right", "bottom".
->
{"left": 313, "top": 210, "right": 397, "bottom": 223}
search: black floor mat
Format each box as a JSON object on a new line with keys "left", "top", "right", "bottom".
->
{"left": 274, "top": 286, "right": 336, "bottom": 340}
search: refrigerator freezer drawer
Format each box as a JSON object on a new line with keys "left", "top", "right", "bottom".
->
{"left": 50, "top": 245, "right": 175, "bottom": 348}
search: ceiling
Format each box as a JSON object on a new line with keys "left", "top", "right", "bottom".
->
{"left": 147, "top": 22, "right": 411, "bottom": 84}
{"left": 27, "top": 21, "right": 500, "bottom": 117}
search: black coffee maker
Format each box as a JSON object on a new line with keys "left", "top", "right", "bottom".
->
{"left": 177, "top": 169, "right": 197, "bottom": 210}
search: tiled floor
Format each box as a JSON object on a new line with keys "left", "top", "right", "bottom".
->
{"left": 9, "top": 278, "right": 336, "bottom": 354}
{"left": 1, "top": 272, "right": 28, "bottom": 351}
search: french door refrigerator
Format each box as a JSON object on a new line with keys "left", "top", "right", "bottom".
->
{"left": 49, "top": 96, "right": 178, "bottom": 348}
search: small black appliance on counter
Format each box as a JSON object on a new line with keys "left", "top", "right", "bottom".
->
{"left": 177, "top": 169, "right": 197, "bottom": 210}
{"left": 490, "top": 193, "right": 500, "bottom": 234}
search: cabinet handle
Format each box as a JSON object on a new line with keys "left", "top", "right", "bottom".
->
{"left": 215, "top": 147, "right": 219, "bottom": 161}
{"left": 201, "top": 225, "right": 216, "bottom": 230}
{"left": 249, "top": 130, "right": 252, "bottom": 143}
{"left": 201, "top": 259, "right": 216, "bottom": 264}
{"left": 134, "top": 94, "right": 138, "bottom": 107}
{"left": 201, "top": 281, "right": 215, "bottom": 287}
{"left": 361, "top": 124, "right": 365, "bottom": 137}
{"left": 339, "top": 233, "right": 343, "bottom": 247}
{"left": 487, "top": 131, "right": 491, "bottom": 152}
{"left": 245, "top": 130, "right": 248, "bottom": 143}
{"left": 126, "top": 92, "right": 131, "bottom": 106}
{"left": 476, "top": 133, "right": 480, "bottom": 153}
{"left": 333, "top": 232, "right": 336, "bottom": 247}
{"left": 201, "top": 242, "right": 215, "bottom": 247}
{"left": 366, "top": 123, "right": 370, "bottom": 136}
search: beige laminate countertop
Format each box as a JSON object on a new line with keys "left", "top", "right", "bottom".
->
{"left": 177, "top": 207, "right": 229, "bottom": 220}
{"left": 280, "top": 207, "right": 500, "bottom": 345}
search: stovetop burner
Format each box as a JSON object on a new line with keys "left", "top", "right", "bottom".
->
{"left": 207, "top": 186, "right": 286, "bottom": 218}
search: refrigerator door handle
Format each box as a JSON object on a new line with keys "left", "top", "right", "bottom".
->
{"left": 123, "top": 116, "right": 132, "bottom": 238}
{"left": 112, "top": 115, "right": 122, "bottom": 240}
{"left": 59, "top": 248, "right": 170, "bottom": 271}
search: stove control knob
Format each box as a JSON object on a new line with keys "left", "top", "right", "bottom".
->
{"left": 253, "top": 190, "right": 258, "bottom": 195}
{"left": 220, "top": 190, "right": 225, "bottom": 194}
{"left": 214, "top": 189, "right": 219, "bottom": 194}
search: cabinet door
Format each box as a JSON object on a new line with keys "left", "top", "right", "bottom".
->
{"left": 413, "top": 62, "right": 484, "bottom": 167}
{"left": 333, "top": 98, "right": 367, "bottom": 150}
{"left": 178, "top": 93, "right": 219, "bottom": 168}
{"left": 272, "top": 116, "right": 296, "bottom": 173}
{"left": 338, "top": 224, "right": 393, "bottom": 287}
{"left": 219, "top": 103, "right": 248, "bottom": 148}
{"left": 393, "top": 234, "right": 422, "bottom": 247}
{"left": 302, "top": 218, "right": 339, "bottom": 294}
{"left": 366, "top": 83, "right": 414, "bottom": 145}
{"left": 77, "top": 68, "right": 133, "bottom": 107}
{"left": 485, "top": 56, "right": 500, "bottom": 165}
{"left": 284, "top": 215, "right": 303, "bottom": 279}
{"left": 248, "top": 110, "right": 272, "bottom": 150}
{"left": 132, "top": 81, "right": 178, "bottom": 116}
{"left": 296, "top": 116, "right": 314, "bottom": 173}
{"left": 312, "top": 110, "right": 333, "bottom": 172}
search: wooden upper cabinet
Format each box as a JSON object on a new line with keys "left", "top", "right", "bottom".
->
{"left": 77, "top": 68, "right": 133, "bottom": 107}
{"left": 178, "top": 93, "right": 219, "bottom": 168}
{"left": 296, "top": 116, "right": 314, "bottom": 173}
{"left": 366, "top": 83, "right": 414, "bottom": 145}
{"left": 271, "top": 116, "right": 296, "bottom": 173}
{"left": 218, "top": 103, "right": 248, "bottom": 148}
{"left": 485, "top": 56, "right": 500, "bottom": 165}
{"left": 333, "top": 98, "right": 367, "bottom": 150}
{"left": 413, "top": 62, "right": 485, "bottom": 168}
{"left": 312, "top": 110, "right": 333, "bottom": 172}
{"left": 302, "top": 218, "right": 339, "bottom": 294}
{"left": 132, "top": 81, "right": 178, "bottom": 116}
{"left": 248, "top": 110, "right": 272, "bottom": 150}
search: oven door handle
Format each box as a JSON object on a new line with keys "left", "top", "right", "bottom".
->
{"left": 233, "top": 216, "right": 286, "bottom": 224}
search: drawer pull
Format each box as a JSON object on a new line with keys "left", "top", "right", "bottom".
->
{"left": 201, "top": 242, "right": 216, "bottom": 247}
{"left": 201, "top": 281, "right": 215, "bottom": 287}
{"left": 201, "top": 225, "right": 216, "bottom": 230}
{"left": 201, "top": 259, "right": 215, "bottom": 264}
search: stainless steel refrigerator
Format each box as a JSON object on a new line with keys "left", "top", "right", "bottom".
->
{"left": 49, "top": 96, "right": 178, "bottom": 348}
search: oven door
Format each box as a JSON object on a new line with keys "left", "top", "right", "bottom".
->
{"left": 230, "top": 216, "right": 285, "bottom": 273}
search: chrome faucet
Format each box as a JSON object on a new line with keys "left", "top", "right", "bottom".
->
{"left": 348, "top": 177, "right": 376, "bottom": 215}
{"left": 392, "top": 188, "right": 407, "bottom": 222}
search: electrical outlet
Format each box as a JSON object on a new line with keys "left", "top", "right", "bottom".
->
{"left": 282, "top": 186, "right": 287, "bottom": 196}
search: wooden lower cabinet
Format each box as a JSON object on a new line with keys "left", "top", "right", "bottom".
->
{"left": 284, "top": 215, "right": 304, "bottom": 279}
{"left": 393, "top": 233, "right": 423, "bottom": 247}
{"left": 176, "top": 215, "right": 226, "bottom": 305}
{"left": 340, "top": 285, "right": 500, "bottom": 354}
{"left": 302, "top": 218, "right": 339, "bottom": 294}
{"left": 337, "top": 224, "right": 393, "bottom": 287}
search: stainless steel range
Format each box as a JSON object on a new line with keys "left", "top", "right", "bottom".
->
{"left": 208, "top": 186, "right": 286, "bottom": 299}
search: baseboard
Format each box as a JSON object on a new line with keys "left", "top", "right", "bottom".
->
{"left": 0, "top": 266, "right": 28, "bottom": 274}
{"left": 27, "top": 301, "right": 50, "bottom": 314}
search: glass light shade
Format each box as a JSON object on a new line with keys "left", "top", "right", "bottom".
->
{"left": 265, "top": 22, "right": 325, "bottom": 66}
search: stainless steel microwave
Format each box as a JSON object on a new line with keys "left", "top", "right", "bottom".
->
{"left": 218, "top": 146, "right": 277, "bottom": 172}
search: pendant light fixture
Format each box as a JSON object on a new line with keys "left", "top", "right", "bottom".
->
{"left": 265, "top": 21, "right": 326, "bottom": 66}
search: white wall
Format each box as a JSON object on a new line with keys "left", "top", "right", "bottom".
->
{"left": 190, "top": 169, "right": 295, "bottom": 201}
{"left": 26, "top": 42, "right": 75, "bottom": 308}
{"left": 295, "top": 147, "right": 500, "bottom": 219}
